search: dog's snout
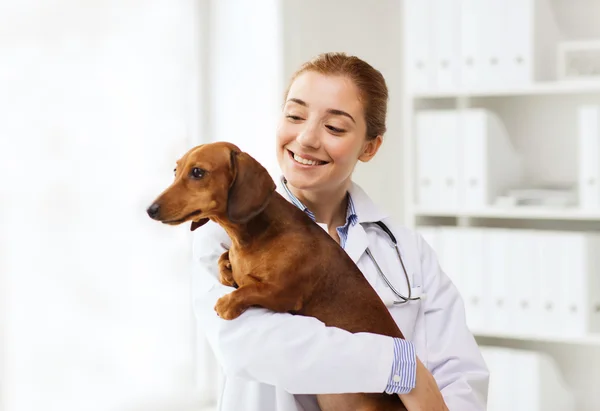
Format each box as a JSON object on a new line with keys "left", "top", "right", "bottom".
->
{"left": 147, "top": 203, "right": 161, "bottom": 219}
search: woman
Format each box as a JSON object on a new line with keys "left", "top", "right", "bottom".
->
{"left": 191, "top": 52, "right": 489, "bottom": 411}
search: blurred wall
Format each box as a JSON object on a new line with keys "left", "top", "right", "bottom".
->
{"left": 0, "top": 1, "right": 204, "bottom": 410}
{"left": 205, "top": 0, "right": 284, "bottom": 179}
{"left": 282, "top": 0, "right": 406, "bottom": 223}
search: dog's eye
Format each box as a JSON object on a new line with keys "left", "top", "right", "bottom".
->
{"left": 190, "top": 168, "right": 205, "bottom": 179}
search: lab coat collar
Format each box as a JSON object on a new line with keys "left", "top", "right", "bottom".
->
{"left": 347, "top": 181, "right": 390, "bottom": 224}
{"left": 274, "top": 176, "right": 389, "bottom": 224}
{"left": 275, "top": 176, "right": 389, "bottom": 263}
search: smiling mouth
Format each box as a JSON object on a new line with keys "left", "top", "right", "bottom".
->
{"left": 287, "top": 150, "right": 328, "bottom": 166}
{"left": 163, "top": 209, "right": 203, "bottom": 224}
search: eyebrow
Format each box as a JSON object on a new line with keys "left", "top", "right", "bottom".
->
{"left": 287, "top": 98, "right": 356, "bottom": 124}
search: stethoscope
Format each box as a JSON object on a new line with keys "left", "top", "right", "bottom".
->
{"left": 363, "top": 221, "right": 426, "bottom": 306}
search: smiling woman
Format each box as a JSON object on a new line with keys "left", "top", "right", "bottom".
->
{"left": 276, "top": 54, "right": 387, "bottom": 239}
{"left": 191, "top": 52, "right": 489, "bottom": 411}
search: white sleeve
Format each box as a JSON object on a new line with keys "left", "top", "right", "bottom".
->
{"left": 191, "top": 220, "right": 397, "bottom": 394}
{"left": 417, "top": 233, "right": 490, "bottom": 411}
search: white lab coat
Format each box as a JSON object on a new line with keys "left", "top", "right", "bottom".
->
{"left": 191, "top": 179, "right": 489, "bottom": 411}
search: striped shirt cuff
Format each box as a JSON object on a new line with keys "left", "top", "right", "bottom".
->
{"left": 385, "top": 338, "right": 417, "bottom": 394}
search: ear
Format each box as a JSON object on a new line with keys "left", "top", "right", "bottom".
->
{"left": 358, "top": 135, "right": 383, "bottom": 162}
{"left": 227, "top": 150, "right": 276, "bottom": 224}
{"left": 190, "top": 218, "right": 209, "bottom": 231}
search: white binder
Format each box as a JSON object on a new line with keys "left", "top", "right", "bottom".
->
{"left": 415, "top": 111, "right": 460, "bottom": 209}
{"left": 460, "top": 109, "right": 522, "bottom": 210}
{"left": 504, "top": 0, "right": 534, "bottom": 86}
{"left": 511, "top": 349, "right": 575, "bottom": 411}
{"left": 578, "top": 105, "right": 600, "bottom": 209}
{"left": 430, "top": 0, "right": 460, "bottom": 91}
{"left": 558, "top": 232, "right": 600, "bottom": 336}
{"left": 416, "top": 109, "right": 520, "bottom": 210}
{"left": 459, "top": 228, "right": 486, "bottom": 330}
{"left": 458, "top": 0, "right": 483, "bottom": 89}
{"left": 506, "top": 230, "right": 541, "bottom": 334}
{"left": 436, "top": 112, "right": 461, "bottom": 209}
{"left": 479, "top": 0, "right": 506, "bottom": 88}
{"left": 482, "top": 346, "right": 575, "bottom": 411}
{"left": 403, "top": 0, "right": 435, "bottom": 92}
{"left": 536, "top": 231, "right": 564, "bottom": 336}
{"left": 483, "top": 228, "right": 512, "bottom": 333}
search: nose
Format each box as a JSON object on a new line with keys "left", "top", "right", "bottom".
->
{"left": 147, "top": 203, "right": 161, "bottom": 219}
{"left": 296, "top": 123, "right": 320, "bottom": 149}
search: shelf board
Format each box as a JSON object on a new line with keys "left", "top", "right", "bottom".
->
{"left": 413, "top": 206, "right": 600, "bottom": 221}
{"left": 411, "top": 79, "right": 600, "bottom": 99}
{"left": 473, "top": 330, "right": 600, "bottom": 346}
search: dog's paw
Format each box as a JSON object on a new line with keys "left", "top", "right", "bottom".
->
{"left": 214, "top": 295, "right": 244, "bottom": 320}
{"left": 218, "top": 253, "right": 236, "bottom": 287}
{"left": 218, "top": 267, "right": 237, "bottom": 287}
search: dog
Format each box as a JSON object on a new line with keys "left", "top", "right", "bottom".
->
{"left": 147, "top": 141, "right": 408, "bottom": 411}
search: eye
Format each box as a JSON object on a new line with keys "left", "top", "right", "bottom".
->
{"left": 326, "top": 125, "right": 345, "bottom": 133}
{"left": 190, "top": 168, "right": 206, "bottom": 179}
{"left": 173, "top": 168, "right": 177, "bottom": 176}
{"left": 286, "top": 114, "right": 303, "bottom": 121}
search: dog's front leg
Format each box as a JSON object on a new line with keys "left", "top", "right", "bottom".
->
{"left": 214, "top": 283, "right": 303, "bottom": 320}
{"left": 217, "top": 250, "right": 237, "bottom": 288}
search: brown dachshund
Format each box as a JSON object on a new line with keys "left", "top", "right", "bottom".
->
{"left": 147, "top": 141, "right": 408, "bottom": 411}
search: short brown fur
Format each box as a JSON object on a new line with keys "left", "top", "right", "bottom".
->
{"left": 148, "top": 141, "right": 408, "bottom": 411}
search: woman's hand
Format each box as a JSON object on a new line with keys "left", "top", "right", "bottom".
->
{"left": 398, "top": 358, "right": 449, "bottom": 411}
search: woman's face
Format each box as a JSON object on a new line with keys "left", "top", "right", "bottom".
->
{"left": 276, "top": 71, "right": 381, "bottom": 193}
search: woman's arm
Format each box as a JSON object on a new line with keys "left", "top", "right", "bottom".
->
{"left": 191, "top": 220, "right": 415, "bottom": 395}
{"left": 404, "top": 233, "right": 489, "bottom": 411}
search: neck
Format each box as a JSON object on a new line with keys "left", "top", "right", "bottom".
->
{"left": 287, "top": 180, "right": 350, "bottom": 229}
{"left": 210, "top": 201, "right": 277, "bottom": 248}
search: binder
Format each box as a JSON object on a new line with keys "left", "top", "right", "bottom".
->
{"left": 458, "top": 0, "right": 483, "bottom": 89}
{"left": 416, "top": 109, "right": 521, "bottom": 210}
{"left": 482, "top": 228, "right": 512, "bottom": 333}
{"left": 460, "top": 109, "right": 522, "bottom": 209}
{"left": 482, "top": 347, "right": 575, "bottom": 411}
{"left": 459, "top": 228, "right": 486, "bottom": 330}
{"left": 506, "top": 230, "right": 540, "bottom": 334}
{"left": 415, "top": 111, "right": 460, "bottom": 209}
{"left": 512, "top": 349, "right": 575, "bottom": 411}
{"left": 536, "top": 231, "right": 564, "bottom": 336}
{"left": 558, "top": 233, "right": 600, "bottom": 336}
{"left": 430, "top": 0, "right": 460, "bottom": 91}
{"left": 504, "top": 0, "right": 534, "bottom": 86}
{"left": 436, "top": 112, "right": 461, "bottom": 209}
{"left": 403, "top": 0, "right": 435, "bottom": 92}
{"left": 577, "top": 105, "right": 600, "bottom": 209}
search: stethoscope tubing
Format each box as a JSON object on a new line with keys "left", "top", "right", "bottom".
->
{"left": 364, "top": 221, "right": 422, "bottom": 305}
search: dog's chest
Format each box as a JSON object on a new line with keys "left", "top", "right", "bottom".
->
{"left": 228, "top": 245, "right": 265, "bottom": 284}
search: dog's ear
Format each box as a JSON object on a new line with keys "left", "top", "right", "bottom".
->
{"left": 227, "top": 150, "right": 276, "bottom": 224}
{"left": 190, "top": 218, "right": 209, "bottom": 231}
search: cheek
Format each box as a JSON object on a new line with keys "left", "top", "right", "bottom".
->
{"left": 325, "top": 139, "right": 363, "bottom": 165}
{"left": 276, "top": 121, "right": 296, "bottom": 146}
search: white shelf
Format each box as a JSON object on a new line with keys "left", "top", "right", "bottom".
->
{"left": 414, "top": 207, "right": 600, "bottom": 221}
{"left": 411, "top": 79, "right": 600, "bottom": 99}
{"left": 473, "top": 330, "right": 600, "bottom": 346}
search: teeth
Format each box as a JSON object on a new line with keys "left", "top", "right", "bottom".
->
{"left": 293, "top": 153, "right": 323, "bottom": 166}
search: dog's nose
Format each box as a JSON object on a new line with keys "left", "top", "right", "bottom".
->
{"left": 147, "top": 203, "right": 161, "bottom": 219}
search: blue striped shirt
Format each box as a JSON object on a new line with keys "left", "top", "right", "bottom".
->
{"left": 280, "top": 176, "right": 417, "bottom": 394}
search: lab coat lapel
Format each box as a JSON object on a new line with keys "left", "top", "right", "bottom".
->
{"left": 344, "top": 222, "right": 370, "bottom": 263}
{"left": 344, "top": 182, "right": 390, "bottom": 263}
